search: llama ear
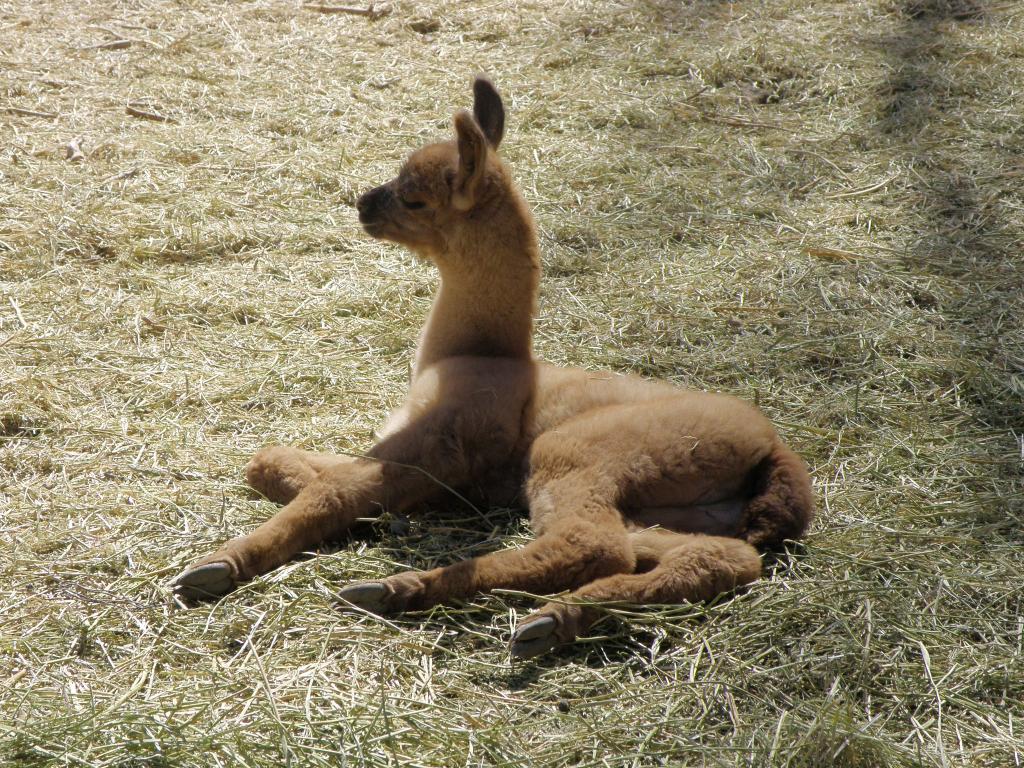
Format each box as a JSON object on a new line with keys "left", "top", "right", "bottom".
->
{"left": 472, "top": 76, "right": 505, "bottom": 149}
{"left": 453, "top": 109, "right": 487, "bottom": 211}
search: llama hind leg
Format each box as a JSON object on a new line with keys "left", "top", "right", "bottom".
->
{"left": 511, "top": 531, "right": 761, "bottom": 658}
{"left": 337, "top": 469, "right": 636, "bottom": 615}
{"left": 337, "top": 503, "right": 635, "bottom": 615}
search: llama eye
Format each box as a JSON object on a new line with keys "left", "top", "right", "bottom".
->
{"left": 401, "top": 199, "right": 426, "bottom": 210}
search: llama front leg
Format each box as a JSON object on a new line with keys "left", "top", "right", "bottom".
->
{"left": 172, "top": 450, "right": 454, "bottom": 600}
{"left": 172, "top": 460, "right": 385, "bottom": 599}
{"left": 244, "top": 403, "right": 424, "bottom": 505}
{"left": 511, "top": 532, "right": 762, "bottom": 658}
{"left": 245, "top": 445, "right": 358, "bottom": 505}
{"left": 171, "top": 386, "right": 525, "bottom": 601}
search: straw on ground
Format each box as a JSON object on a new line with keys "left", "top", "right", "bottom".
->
{"left": 1, "top": 1, "right": 1022, "bottom": 766}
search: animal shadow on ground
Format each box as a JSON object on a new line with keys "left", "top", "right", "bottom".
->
{"left": 877, "top": 1, "right": 1023, "bottom": 449}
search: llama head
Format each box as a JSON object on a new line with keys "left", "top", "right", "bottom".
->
{"left": 356, "top": 77, "right": 515, "bottom": 260}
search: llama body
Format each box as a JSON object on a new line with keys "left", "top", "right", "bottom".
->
{"left": 173, "top": 79, "right": 814, "bottom": 658}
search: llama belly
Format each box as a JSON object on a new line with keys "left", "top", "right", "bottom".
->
{"left": 626, "top": 500, "right": 745, "bottom": 537}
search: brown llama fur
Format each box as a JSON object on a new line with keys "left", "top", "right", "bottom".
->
{"left": 173, "top": 78, "right": 814, "bottom": 658}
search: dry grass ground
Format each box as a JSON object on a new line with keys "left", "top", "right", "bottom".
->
{"left": 2, "top": 0, "right": 1022, "bottom": 765}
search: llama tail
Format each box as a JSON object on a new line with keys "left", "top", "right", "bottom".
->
{"left": 739, "top": 442, "right": 815, "bottom": 552}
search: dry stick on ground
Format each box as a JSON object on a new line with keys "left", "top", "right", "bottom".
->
{"left": 701, "top": 112, "right": 780, "bottom": 130}
{"left": 824, "top": 173, "right": 901, "bottom": 200}
{"left": 82, "top": 39, "right": 132, "bottom": 50}
{"left": 6, "top": 107, "right": 58, "bottom": 119}
{"left": 101, "top": 167, "right": 140, "bottom": 185}
{"left": 802, "top": 245, "right": 864, "bottom": 262}
{"left": 126, "top": 102, "right": 176, "bottom": 123}
{"left": 304, "top": 3, "right": 392, "bottom": 19}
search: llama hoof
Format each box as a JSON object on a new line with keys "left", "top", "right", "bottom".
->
{"left": 171, "top": 562, "right": 236, "bottom": 601}
{"left": 337, "top": 581, "right": 394, "bottom": 615}
{"left": 510, "top": 615, "right": 560, "bottom": 659}
{"left": 338, "top": 571, "right": 428, "bottom": 614}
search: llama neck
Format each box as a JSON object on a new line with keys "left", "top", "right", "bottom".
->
{"left": 414, "top": 232, "right": 539, "bottom": 374}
